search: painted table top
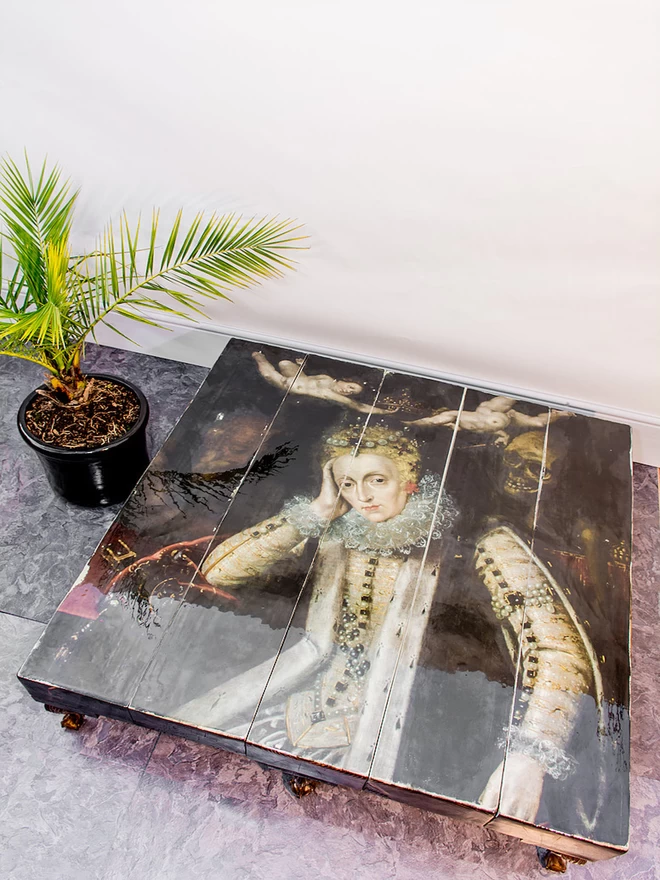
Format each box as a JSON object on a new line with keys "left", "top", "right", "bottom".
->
{"left": 19, "top": 339, "right": 632, "bottom": 863}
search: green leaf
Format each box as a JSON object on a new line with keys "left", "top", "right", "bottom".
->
{"left": 0, "top": 155, "right": 77, "bottom": 307}
{"left": 0, "top": 153, "right": 306, "bottom": 385}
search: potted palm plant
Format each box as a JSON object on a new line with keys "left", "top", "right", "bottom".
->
{"left": 1, "top": 155, "right": 304, "bottom": 506}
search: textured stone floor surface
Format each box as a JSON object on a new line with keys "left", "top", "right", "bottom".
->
{"left": 1, "top": 345, "right": 659, "bottom": 879}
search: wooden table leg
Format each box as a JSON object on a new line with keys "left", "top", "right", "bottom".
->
{"left": 44, "top": 704, "right": 86, "bottom": 730}
{"left": 281, "top": 771, "right": 320, "bottom": 799}
{"left": 537, "top": 847, "right": 588, "bottom": 872}
{"left": 537, "top": 849, "right": 567, "bottom": 873}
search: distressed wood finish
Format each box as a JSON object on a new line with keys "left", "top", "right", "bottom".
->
{"left": 245, "top": 372, "right": 463, "bottom": 785}
{"left": 367, "top": 391, "right": 552, "bottom": 822}
{"left": 488, "top": 413, "right": 632, "bottom": 861}
{"left": 18, "top": 340, "right": 632, "bottom": 863}
{"left": 130, "top": 354, "right": 386, "bottom": 753}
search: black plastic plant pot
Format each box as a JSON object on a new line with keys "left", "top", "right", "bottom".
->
{"left": 17, "top": 373, "right": 150, "bottom": 507}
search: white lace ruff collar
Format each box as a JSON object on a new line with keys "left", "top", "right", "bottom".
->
{"left": 327, "top": 473, "right": 455, "bottom": 556}
{"left": 283, "top": 473, "right": 456, "bottom": 557}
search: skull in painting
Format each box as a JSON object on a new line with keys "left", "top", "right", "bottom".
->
{"left": 501, "top": 431, "right": 561, "bottom": 498}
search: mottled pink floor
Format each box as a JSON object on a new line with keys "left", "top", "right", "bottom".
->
{"left": 2, "top": 464, "right": 658, "bottom": 879}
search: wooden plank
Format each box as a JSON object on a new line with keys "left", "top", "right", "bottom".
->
{"left": 367, "top": 391, "right": 553, "bottom": 824}
{"left": 128, "top": 354, "right": 387, "bottom": 752}
{"left": 17, "top": 343, "right": 633, "bottom": 862}
{"left": 245, "top": 372, "right": 465, "bottom": 784}
{"left": 488, "top": 413, "right": 632, "bottom": 859}
{"left": 17, "top": 340, "right": 301, "bottom": 711}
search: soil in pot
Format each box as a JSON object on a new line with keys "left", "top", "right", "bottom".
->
{"left": 18, "top": 373, "right": 150, "bottom": 507}
{"left": 25, "top": 378, "right": 140, "bottom": 449}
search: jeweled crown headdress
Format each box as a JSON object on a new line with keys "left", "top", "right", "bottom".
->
{"left": 322, "top": 422, "right": 421, "bottom": 483}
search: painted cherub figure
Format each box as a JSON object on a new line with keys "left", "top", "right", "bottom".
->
{"left": 252, "top": 352, "right": 394, "bottom": 414}
{"left": 253, "top": 352, "right": 571, "bottom": 445}
{"left": 407, "top": 396, "right": 572, "bottom": 446}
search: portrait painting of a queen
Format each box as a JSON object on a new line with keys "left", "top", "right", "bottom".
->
{"left": 170, "top": 410, "right": 603, "bottom": 833}
{"left": 22, "top": 342, "right": 628, "bottom": 856}
{"left": 183, "top": 423, "right": 453, "bottom": 752}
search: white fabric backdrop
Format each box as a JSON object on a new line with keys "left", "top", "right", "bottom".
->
{"left": 2, "top": 0, "right": 659, "bottom": 452}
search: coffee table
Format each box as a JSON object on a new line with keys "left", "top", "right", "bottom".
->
{"left": 18, "top": 338, "right": 632, "bottom": 869}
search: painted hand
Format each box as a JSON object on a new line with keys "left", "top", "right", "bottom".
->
{"left": 309, "top": 459, "right": 349, "bottom": 522}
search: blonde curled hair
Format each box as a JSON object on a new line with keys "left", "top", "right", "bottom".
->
{"left": 322, "top": 422, "right": 421, "bottom": 484}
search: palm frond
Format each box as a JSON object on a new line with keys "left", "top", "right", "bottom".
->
{"left": 0, "top": 153, "right": 305, "bottom": 395}
{"left": 80, "top": 211, "right": 306, "bottom": 333}
{"left": 0, "top": 336, "right": 59, "bottom": 372}
{"left": 0, "top": 155, "right": 78, "bottom": 307}
{"left": 0, "top": 241, "right": 27, "bottom": 310}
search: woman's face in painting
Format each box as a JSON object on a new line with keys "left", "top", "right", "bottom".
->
{"left": 331, "top": 453, "right": 409, "bottom": 523}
